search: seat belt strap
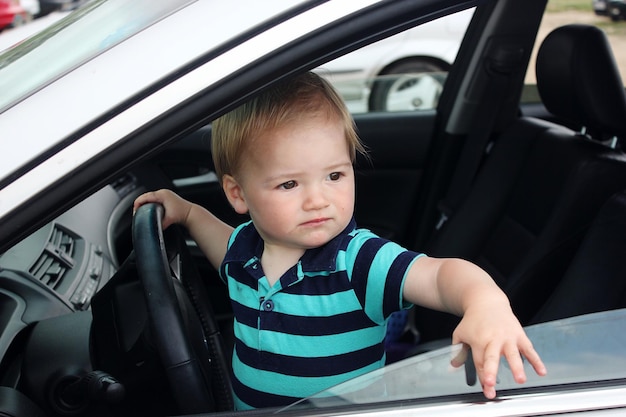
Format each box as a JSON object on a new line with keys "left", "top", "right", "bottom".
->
{"left": 435, "top": 41, "right": 523, "bottom": 230}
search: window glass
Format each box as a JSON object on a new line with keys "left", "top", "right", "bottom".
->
{"left": 0, "top": 0, "right": 195, "bottom": 113}
{"left": 522, "top": 0, "right": 626, "bottom": 103}
{"left": 285, "top": 309, "right": 626, "bottom": 413}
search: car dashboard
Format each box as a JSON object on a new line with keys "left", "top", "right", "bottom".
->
{"left": 0, "top": 173, "right": 142, "bottom": 366}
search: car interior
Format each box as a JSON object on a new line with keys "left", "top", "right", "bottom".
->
{"left": 0, "top": 0, "right": 625, "bottom": 416}
{"left": 404, "top": 22, "right": 626, "bottom": 348}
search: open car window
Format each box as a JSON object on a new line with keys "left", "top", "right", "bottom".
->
{"left": 326, "top": 1, "right": 626, "bottom": 113}
{"left": 522, "top": 0, "right": 626, "bottom": 103}
{"left": 318, "top": 8, "right": 473, "bottom": 114}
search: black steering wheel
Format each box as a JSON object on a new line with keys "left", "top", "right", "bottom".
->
{"left": 132, "top": 203, "right": 233, "bottom": 414}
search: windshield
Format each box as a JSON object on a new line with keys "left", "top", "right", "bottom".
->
{"left": 282, "top": 309, "right": 626, "bottom": 410}
{"left": 0, "top": 0, "right": 194, "bottom": 113}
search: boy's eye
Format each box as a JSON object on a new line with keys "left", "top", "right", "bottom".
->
{"left": 328, "top": 172, "right": 342, "bottom": 181}
{"left": 280, "top": 180, "right": 297, "bottom": 190}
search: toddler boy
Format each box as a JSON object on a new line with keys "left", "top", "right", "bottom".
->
{"left": 134, "top": 71, "right": 546, "bottom": 410}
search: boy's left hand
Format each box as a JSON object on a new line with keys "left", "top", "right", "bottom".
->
{"left": 449, "top": 304, "right": 547, "bottom": 399}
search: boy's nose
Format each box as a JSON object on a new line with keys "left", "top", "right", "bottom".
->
{"left": 303, "top": 185, "right": 329, "bottom": 210}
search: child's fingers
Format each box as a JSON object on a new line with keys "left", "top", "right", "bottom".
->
{"left": 450, "top": 342, "right": 469, "bottom": 368}
{"left": 522, "top": 342, "right": 547, "bottom": 377}
{"left": 134, "top": 191, "right": 161, "bottom": 207}
{"left": 133, "top": 193, "right": 151, "bottom": 213}
{"left": 474, "top": 343, "right": 500, "bottom": 399}
{"left": 503, "top": 343, "right": 527, "bottom": 383}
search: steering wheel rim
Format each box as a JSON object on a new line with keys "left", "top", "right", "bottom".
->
{"left": 132, "top": 203, "right": 232, "bottom": 413}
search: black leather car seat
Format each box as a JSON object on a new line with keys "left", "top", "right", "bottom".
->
{"left": 408, "top": 24, "right": 626, "bottom": 344}
{"left": 529, "top": 189, "right": 626, "bottom": 324}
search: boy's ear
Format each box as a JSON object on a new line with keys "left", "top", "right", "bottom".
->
{"left": 222, "top": 174, "right": 249, "bottom": 214}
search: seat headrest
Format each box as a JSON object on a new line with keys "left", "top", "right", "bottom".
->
{"left": 536, "top": 24, "right": 626, "bottom": 138}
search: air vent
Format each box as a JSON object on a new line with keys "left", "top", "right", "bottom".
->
{"left": 30, "top": 225, "right": 76, "bottom": 290}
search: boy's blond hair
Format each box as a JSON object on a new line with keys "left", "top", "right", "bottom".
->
{"left": 212, "top": 71, "right": 364, "bottom": 181}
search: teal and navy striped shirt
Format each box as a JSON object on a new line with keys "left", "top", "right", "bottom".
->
{"left": 219, "top": 219, "right": 424, "bottom": 410}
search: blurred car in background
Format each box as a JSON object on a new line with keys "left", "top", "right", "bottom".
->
{"left": 0, "top": 0, "right": 28, "bottom": 31}
{"left": 37, "top": 0, "right": 85, "bottom": 17}
{"left": 593, "top": 0, "right": 626, "bottom": 20}
{"left": 318, "top": 8, "right": 472, "bottom": 112}
{"left": 20, "top": 0, "right": 39, "bottom": 18}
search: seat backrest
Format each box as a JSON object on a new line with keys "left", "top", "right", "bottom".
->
{"left": 530, "top": 190, "right": 626, "bottom": 324}
{"left": 411, "top": 24, "right": 626, "bottom": 343}
{"left": 535, "top": 24, "right": 626, "bottom": 140}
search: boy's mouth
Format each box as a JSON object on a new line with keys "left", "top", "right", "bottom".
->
{"left": 301, "top": 217, "right": 330, "bottom": 226}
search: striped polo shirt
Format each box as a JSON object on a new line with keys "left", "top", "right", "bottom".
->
{"left": 219, "top": 219, "right": 424, "bottom": 410}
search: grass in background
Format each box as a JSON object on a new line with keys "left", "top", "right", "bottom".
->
{"left": 546, "top": 0, "right": 626, "bottom": 36}
{"left": 546, "top": 0, "right": 593, "bottom": 12}
{"left": 597, "top": 21, "right": 626, "bottom": 35}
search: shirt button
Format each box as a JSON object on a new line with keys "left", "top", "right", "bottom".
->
{"left": 263, "top": 300, "right": 274, "bottom": 311}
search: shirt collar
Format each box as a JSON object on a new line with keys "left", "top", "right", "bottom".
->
{"left": 223, "top": 218, "right": 357, "bottom": 273}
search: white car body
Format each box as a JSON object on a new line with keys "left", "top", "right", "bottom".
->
{"left": 320, "top": 8, "right": 472, "bottom": 112}
{"left": 19, "top": 0, "right": 39, "bottom": 17}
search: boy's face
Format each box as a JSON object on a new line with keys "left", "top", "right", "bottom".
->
{"left": 224, "top": 112, "right": 354, "bottom": 252}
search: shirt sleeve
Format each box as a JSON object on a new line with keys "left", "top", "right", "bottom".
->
{"left": 345, "top": 229, "right": 424, "bottom": 324}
